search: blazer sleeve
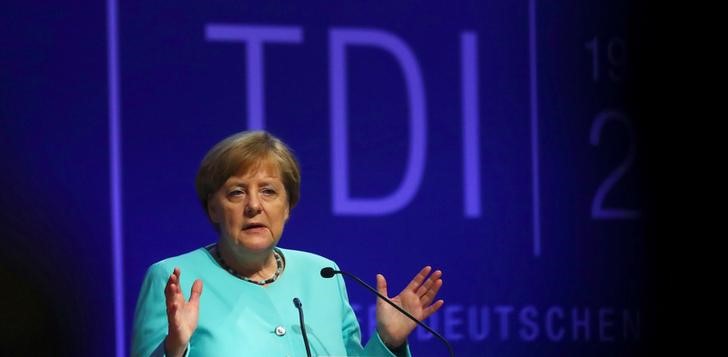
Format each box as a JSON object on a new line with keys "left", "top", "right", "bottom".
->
{"left": 334, "top": 263, "right": 412, "bottom": 357}
{"left": 131, "top": 263, "right": 191, "bottom": 357}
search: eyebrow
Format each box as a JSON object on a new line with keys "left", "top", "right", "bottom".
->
{"left": 225, "top": 178, "right": 282, "bottom": 187}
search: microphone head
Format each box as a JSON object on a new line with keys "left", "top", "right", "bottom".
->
{"left": 293, "top": 297, "right": 302, "bottom": 307}
{"left": 320, "top": 267, "right": 336, "bottom": 278}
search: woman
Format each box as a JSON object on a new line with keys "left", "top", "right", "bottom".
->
{"left": 132, "top": 131, "right": 444, "bottom": 356}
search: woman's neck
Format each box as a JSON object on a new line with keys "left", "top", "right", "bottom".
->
{"left": 216, "top": 240, "right": 276, "bottom": 279}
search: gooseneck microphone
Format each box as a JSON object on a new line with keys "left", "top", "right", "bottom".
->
{"left": 320, "top": 267, "right": 454, "bottom": 357}
{"left": 292, "top": 297, "right": 312, "bottom": 357}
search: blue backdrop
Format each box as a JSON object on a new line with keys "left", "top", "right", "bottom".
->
{"left": 1, "top": 0, "right": 655, "bottom": 356}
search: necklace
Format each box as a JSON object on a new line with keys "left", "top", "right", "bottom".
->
{"left": 211, "top": 245, "right": 284, "bottom": 285}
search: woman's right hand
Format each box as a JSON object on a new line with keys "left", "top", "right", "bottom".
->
{"left": 164, "top": 267, "right": 203, "bottom": 357}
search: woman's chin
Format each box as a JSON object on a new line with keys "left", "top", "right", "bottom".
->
{"left": 233, "top": 236, "right": 276, "bottom": 253}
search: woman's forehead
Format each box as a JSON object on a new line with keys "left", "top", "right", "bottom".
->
{"left": 231, "top": 157, "right": 282, "bottom": 180}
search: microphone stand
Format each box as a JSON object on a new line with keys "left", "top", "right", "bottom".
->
{"left": 293, "top": 298, "right": 312, "bottom": 357}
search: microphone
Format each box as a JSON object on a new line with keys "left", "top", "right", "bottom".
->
{"left": 320, "top": 267, "right": 454, "bottom": 357}
{"left": 292, "top": 297, "right": 312, "bottom": 357}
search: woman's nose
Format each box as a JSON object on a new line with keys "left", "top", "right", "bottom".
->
{"left": 245, "top": 193, "right": 262, "bottom": 216}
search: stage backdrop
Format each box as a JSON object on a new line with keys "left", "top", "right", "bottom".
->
{"left": 0, "top": 0, "right": 653, "bottom": 356}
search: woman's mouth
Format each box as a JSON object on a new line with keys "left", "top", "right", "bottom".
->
{"left": 243, "top": 223, "right": 267, "bottom": 232}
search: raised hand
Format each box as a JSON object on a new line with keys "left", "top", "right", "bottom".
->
{"left": 375, "top": 266, "right": 444, "bottom": 349}
{"left": 164, "top": 267, "right": 203, "bottom": 357}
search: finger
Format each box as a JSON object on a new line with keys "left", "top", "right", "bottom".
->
{"left": 420, "top": 278, "right": 443, "bottom": 306}
{"left": 404, "top": 266, "right": 432, "bottom": 292}
{"left": 415, "top": 269, "right": 442, "bottom": 298}
{"left": 189, "top": 279, "right": 203, "bottom": 305}
{"left": 171, "top": 267, "right": 182, "bottom": 294}
{"left": 422, "top": 299, "right": 445, "bottom": 319}
{"left": 165, "top": 272, "right": 181, "bottom": 311}
{"left": 376, "top": 274, "right": 388, "bottom": 299}
{"left": 416, "top": 270, "right": 442, "bottom": 298}
{"left": 165, "top": 270, "right": 180, "bottom": 299}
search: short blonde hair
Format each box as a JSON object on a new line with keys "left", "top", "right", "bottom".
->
{"left": 195, "top": 131, "right": 301, "bottom": 216}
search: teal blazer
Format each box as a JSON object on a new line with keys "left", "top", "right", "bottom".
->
{"left": 132, "top": 247, "right": 411, "bottom": 357}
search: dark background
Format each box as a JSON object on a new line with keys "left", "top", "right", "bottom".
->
{"left": 1, "top": 1, "right": 661, "bottom": 356}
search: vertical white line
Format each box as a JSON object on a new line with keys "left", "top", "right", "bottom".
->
{"left": 529, "top": 0, "right": 542, "bottom": 257}
{"left": 247, "top": 44, "right": 264, "bottom": 130}
{"left": 106, "top": 0, "right": 125, "bottom": 355}
{"left": 461, "top": 32, "right": 481, "bottom": 218}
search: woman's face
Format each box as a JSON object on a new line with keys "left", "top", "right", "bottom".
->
{"left": 207, "top": 159, "right": 290, "bottom": 254}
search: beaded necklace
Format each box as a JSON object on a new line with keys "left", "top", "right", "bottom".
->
{"left": 211, "top": 245, "right": 284, "bottom": 285}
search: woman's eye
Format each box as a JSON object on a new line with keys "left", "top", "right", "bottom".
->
{"left": 261, "top": 188, "right": 277, "bottom": 196}
{"left": 229, "top": 189, "right": 245, "bottom": 197}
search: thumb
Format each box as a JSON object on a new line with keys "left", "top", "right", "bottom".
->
{"left": 189, "top": 279, "right": 203, "bottom": 304}
{"left": 376, "top": 274, "right": 388, "bottom": 298}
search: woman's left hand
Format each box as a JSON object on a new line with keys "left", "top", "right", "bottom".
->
{"left": 375, "top": 266, "right": 444, "bottom": 349}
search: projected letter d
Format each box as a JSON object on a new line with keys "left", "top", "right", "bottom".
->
{"left": 329, "top": 29, "right": 426, "bottom": 215}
